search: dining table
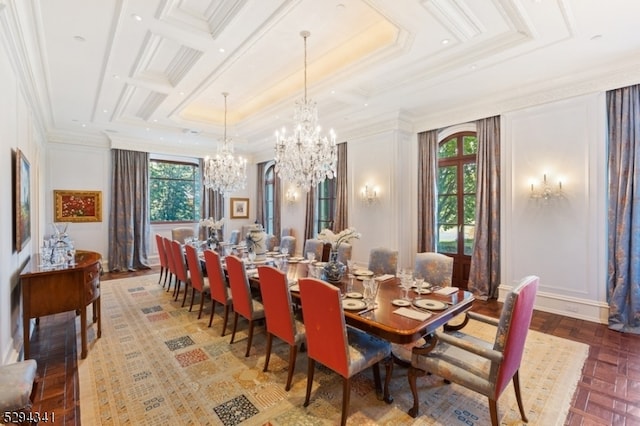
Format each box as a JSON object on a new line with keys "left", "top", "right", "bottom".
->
{"left": 243, "top": 255, "right": 475, "bottom": 345}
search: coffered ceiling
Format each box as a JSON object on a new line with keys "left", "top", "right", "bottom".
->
{"left": 10, "top": 0, "right": 640, "bottom": 156}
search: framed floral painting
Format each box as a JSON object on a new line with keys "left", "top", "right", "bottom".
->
{"left": 14, "top": 148, "right": 31, "bottom": 252}
{"left": 54, "top": 190, "right": 102, "bottom": 222}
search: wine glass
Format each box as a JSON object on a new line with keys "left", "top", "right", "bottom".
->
{"left": 248, "top": 249, "right": 256, "bottom": 267}
{"left": 400, "top": 275, "right": 413, "bottom": 300}
{"left": 306, "top": 252, "right": 316, "bottom": 262}
{"left": 414, "top": 277, "right": 426, "bottom": 298}
{"left": 281, "top": 246, "right": 289, "bottom": 257}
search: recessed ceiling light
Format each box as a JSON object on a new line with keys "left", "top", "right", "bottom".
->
{"left": 179, "top": 91, "right": 185, "bottom": 96}
{"left": 81, "top": 123, "right": 86, "bottom": 127}
{"left": 103, "top": 109, "right": 108, "bottom": 113}
{"left": 131, "top": 14, "right": 142, "bottom": 22}
{"left": 441, "top": 39, "right": 450, "bottom": 45}
{"left": 364, "top": 103, "right": 369, "bottom": 107}
{"left": 470, "top": 64, "right": 477, "bottom": 70}
{"left": 113, "top": 74, "right": 120, "bottom": 79}
{"left": 591, "top": 34, "right": 603, "bottom": 41}
{"left": 73, "top": 35, "right": 86, "bottom": 42}
{"left": 219, "top": 48, "right": 225, "bottom": 53}
{"left": 331, "top": 90, "right": 336, "bottom": 94}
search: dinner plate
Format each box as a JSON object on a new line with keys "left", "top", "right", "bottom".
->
{"left": 345, "top": 292, "right": 363, "bottom": 299}
{"left": 413, "top": 288, "right": 432, "bottom": 295}
{"left": 413, "top": 299, "right": 448, "bottom": 311}
{"left": 355, "top": 269, "right": 374, "bottom": 276}
{"left": 266, "top": 251, "right": 280, "bottom": 256}
{"left": 289, "top": 284, "right": 300, "bottom": 292}
{"left": 288, "top": 259, "right": 299, "bottom": 264}
{"left": 342, "top": 299, "right": 367, "bottom": 311}
{"left": 391, "top": 299, "right": 411, "bottom": 307}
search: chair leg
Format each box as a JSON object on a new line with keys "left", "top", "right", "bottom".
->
{"left": 162, "top": 270, "right": 170, "bottom": 288}
{"left": 372, "top": 362, "right": 383, "bottom": 398}
{"left": 407, "top": 365, "right": 427, "bottom": 418}
{"left": 340, "top": 377, "right": 351, "bottom": 426}
{"left": 382, "top": 356, "right": 394, "bottom": 404}
{"left": 285, "top": 343, "right": 298, "bottom": 391}
{"left": 181, "top": 283, "right": 190, "bottom": 307}
{"left": 489, "top": 398, "right": 498, "bottom": 426}
{"left": 304, "top": 358, "right": 315, "bottom": 407}
{"left": 230, "top": 312, "right": 239, "bottom": 344}
{"left": 158, "top": 267, "right": 163, "bottom": 284}
{"left": 208, "top": 300, "right": 217, "bottom": 327}
{"left": 188, "top": 288, "right": 196, "bottom": 311}
{"left": 197, "top": 293, "right": 206, "bottom": 319}
{"left": 512, "top": 370, "right": 528, "bottom": 422}
{"left": 245, "top": 319, "right": 255, "bottom": 357}
{"left": 221, "top": 304, "right": 230, "bottom": 337}
{"left": 173, "top": 280, "right": 181, "bottom": 300}
{"left": 263, "top": 333, "right": 273, "bottom": 372}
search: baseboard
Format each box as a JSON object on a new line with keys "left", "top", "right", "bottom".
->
{"left": 498, "top": 285, "right": 608, "bottom": 324}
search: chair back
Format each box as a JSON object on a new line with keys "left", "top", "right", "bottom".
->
{"left": 229, "top": 230, "right": 241, "bottom": 245}
{"left": 368, "top": 247, "right": 399, "bottom": 275}
{"left": 492, "top": 275, "right": 539, "bottom": 397}
{"left": 258, "top": 266, "right": 297, "bottom": 345}
{"left": 281, "top": 227, "right": 294, "bottom": 238}
{"left": 337, "top": 243, "right": 352, "bottom": 264}
{"left": 280, "top": 236, "right": 297, "bottom": 255}
{"left": 155, "top": 234, "right": 168, "bottom": 268}
{"left": 299, "top": 277, "right": 350, "bottom": 377}
{"left": 163, "top": 237, "right": 176, "bottom": 275}
{"left": 225, "top": 255, "right": 253, "bottom": 319}
{"left": 414, "top": 252, "right": 453, "bottom": 287}
{"left": 184, "top": 244, "right": 205, "bottom": 292}
{"left": 304, "top": 239, "right": 325, "bottom": 260}
{"left": 203, "top": 249, "right": 230, "bottom": 304}
{"left": 171, "top": 226, "right": 196, "bottom": 244}
{"left": 170, "top": 240, "right": 189, "bottom": 282}
{"left": 265, "top": 234, "right": 277, "bottom": 251}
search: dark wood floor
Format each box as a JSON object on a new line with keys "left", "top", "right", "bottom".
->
{"left": 26, "top": 267, "right": 640, "bottom": 425}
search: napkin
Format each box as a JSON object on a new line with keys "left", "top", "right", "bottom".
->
{"left": 434, "top": 286, "right": 458, "bottom": 295}
{"left": 246, "top": 268, "right": 258, "bottom": 276}
{"left": 375, "top": 274, "right": 395, "bottom": 282}
{"left": 393, "top": 307, "right": 431, "bottom": 321}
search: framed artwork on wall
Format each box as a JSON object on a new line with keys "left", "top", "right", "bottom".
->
{"left": 14, "top": 148, "right": 31, "bottom": 252}
{"left": 230, "top": 197, "right": 249, "bottom": 219}
{"left": 54, "top": 190, "right": 102, "bottom": 222}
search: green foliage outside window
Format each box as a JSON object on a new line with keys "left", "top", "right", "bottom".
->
{"left": 149, "top": 160, "right": 201, "bottom": 222}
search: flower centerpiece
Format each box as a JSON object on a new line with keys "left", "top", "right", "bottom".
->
{"left": 317, "top": 227, "right": 361, "bottom": 283}
{"left": 199, "top": 217, "right": 224, "bottom": 248}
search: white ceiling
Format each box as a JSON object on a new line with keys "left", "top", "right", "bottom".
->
{"left": 18, "top": 0, "right": 640, "bottom": 156}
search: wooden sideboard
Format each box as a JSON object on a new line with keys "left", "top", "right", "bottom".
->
{"left": 20, "top": 250, "right": 102, "bottom": 359}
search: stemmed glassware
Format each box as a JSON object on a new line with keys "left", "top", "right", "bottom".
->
{"left": 363, "top": 278, "right": 378, "bottom": 308}
{"left": 400, "top": 273, "right": 413, "bottom": 301}
{"left": 247, "top": 249, "right": 256, "bottom": 268}
{"left": 281, "top": 246, "right": 289, "bottom": 257}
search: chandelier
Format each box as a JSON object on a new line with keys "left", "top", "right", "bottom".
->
{"left": 274, "top": 30, "right": 337, "bottom": 192}
{"left": 203, "top": 92, "right": 247, "bottom": 194}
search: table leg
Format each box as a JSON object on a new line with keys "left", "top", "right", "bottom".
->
{"left": 23, "top": 312, "right": 30, "bottom": 360}
{"left": 80, "top": 307, "right": 87, "bottom": 359}
{"left": 96, "top": 296, "right": 102, "bottom": 338}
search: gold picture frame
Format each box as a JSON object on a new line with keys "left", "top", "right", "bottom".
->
{"left": 54, "top": 190, "right": 102, "bottom": 222}
{"left": 14, "top": 148, "right": 31, "bottom": 252}
{"left": 230, "top": 197, "right": 249, "bottom": 219}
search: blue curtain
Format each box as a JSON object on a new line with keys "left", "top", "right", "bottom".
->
{"left": 108, "top": 149, "right": 150, "bottom": 271}
{"left": 607, "top": 84, "right": 640, "bottom": 334}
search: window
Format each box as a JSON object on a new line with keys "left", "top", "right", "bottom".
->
{"left": 149, "top": 159, "right": 201, "bottom": 223}
{"left": 315, "top": 178, "right": 336, "bottom": 232}
{"left": 264, "top": 163, "right": 275, "bottom": 234}
{"left": 437, "top": 132, "right": 477, "bottom": 255}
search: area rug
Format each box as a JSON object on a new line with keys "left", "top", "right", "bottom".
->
{"left": 78, "top": 274, "right": 588, "bottom": 425}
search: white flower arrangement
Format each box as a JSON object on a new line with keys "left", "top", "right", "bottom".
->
{"left": 199, "top": 217, "right": 224, "bottom": 230}
{"left": 317, "top": 227, "right": 361, "bottom": 250}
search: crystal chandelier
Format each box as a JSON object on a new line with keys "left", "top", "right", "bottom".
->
{"left": 203, "top": 92, "right": 247, "bottom": 194}
{"left": 274, "top": 30, "right": 337, "bottom": 192}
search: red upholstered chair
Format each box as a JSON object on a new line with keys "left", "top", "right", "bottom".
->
{"left": 257, "top": 265, "right": 305, "bottom": 391}
{"left": 155, "top": 234, "right": 169, "bottom": 287}
{"left": 170, "top": 239, "right": 191, "bottom": 306}
{"left": 408, "top": 275, "right": 540, "bottom": 425}
{"left": 225, "top": 255, "right": 265, "bottom": 357}
{"left": 163, "top": 237, "right": 177, "bottom": 293}
{"left": 203, "top": 249, "right": 233, "bottom": 336}
{"left": 298, "top": 277, "right": 393, "bottom": 426}
{"left": 184, "top": 244, "right": 210, "bottom": 319}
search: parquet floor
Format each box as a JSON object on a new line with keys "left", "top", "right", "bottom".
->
{"left": 26, "top": 267, "right": 640, "bottom": 425}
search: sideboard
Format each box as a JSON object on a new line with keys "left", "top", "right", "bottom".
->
{"left": 20, "top": 250, "right": 102, "bottom": 359}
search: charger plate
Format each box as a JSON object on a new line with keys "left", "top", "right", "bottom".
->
{"left": 413, "top": 299, "right": 448, "bottom": 311}
{"left": 342, "top": 299, "right": 367, "bottom": 311}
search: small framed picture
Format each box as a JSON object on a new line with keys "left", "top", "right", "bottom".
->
{"left": 54, "top": 190, "right": 102, "bottom": 222}
{"left": 14, "top": 148, "right": 31, "bottom": 252}
{"left": 230, "top": 197, "right": 249, "bottom": 219}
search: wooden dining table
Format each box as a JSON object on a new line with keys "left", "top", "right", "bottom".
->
{"left": 246, "top": 257, "right": 475, "bottom": 345}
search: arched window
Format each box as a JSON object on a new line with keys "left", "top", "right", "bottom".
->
{"left": 437, "top": 131, "right": 477, "bottom": 287}
{"left": 315, "top": 178, "right": 336, "bottom": 232}
{"left": 264, "top": 163, "right": 275, "bottom": 234}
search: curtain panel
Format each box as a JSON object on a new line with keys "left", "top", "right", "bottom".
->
{"left": 108, "top": 149, "right": 151, "bottom": 271}
{"left": 333, "top": 142, "right": 348, "bottom": 232}
{"left": 417, "top": 130, "right": 438, "bottom": 252}
{"left": 200, "top": 158, "right": 225, "bottom": 240}
{"left": 256, "top": 161, "right": 267, "bottom": 227}
{"left": 467, "top": 116, "right": 501, "bottom": 299}
{"left": 607, "top": 84, "right": 640, "bottom": 334}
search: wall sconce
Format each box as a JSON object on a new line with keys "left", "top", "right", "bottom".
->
{"left": 285, "top": 188, "right": 298, "bottom": 203}
{"left": 530, "top": 173, "right": 563, "bottom": 201}
{"left": 361, "top": 184, "right": 379, "bottom": 205}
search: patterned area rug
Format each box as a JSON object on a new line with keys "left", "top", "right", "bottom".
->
{"left": 78, "top": 274, "right": 588, "bottom": 425}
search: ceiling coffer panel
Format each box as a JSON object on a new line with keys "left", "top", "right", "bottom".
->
{"left": 157, "top": 0, "right": 247, "bottom": 39}
{"left": 137, "top": 91, "right": 169, "bottom": 121}
{"left": 131, "top": 31, "right": 203, "bottom": 88}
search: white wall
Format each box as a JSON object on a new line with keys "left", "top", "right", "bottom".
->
{"left": 501, "top": 93, "right": 608, "bottom": 322}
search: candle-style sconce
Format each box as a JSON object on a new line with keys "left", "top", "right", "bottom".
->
{"left": 529, "top": 173, "right": 563, "bottom": 201}
{"left": 361, "top": 184, "right": 379, "bottom": 205}
{"left": 285, "top": 188, "right": 298, "bottom": 204}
